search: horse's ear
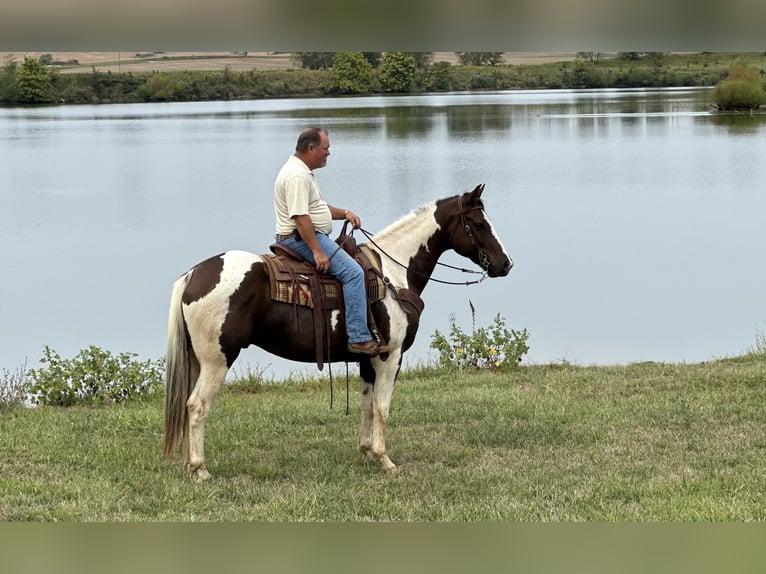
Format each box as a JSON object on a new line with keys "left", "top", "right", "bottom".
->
{"left": 469, "top": 184, "right": 485, "bottom": 202}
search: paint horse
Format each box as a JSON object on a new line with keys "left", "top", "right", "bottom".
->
{"left": 164, "top": 184, "right": 512, "bottom": 480}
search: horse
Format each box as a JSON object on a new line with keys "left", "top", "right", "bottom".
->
{"left": 163, "top": 183, "right": 513, "bottom": 480}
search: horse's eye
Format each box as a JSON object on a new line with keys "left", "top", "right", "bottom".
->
{"left": 475, "top": 220, "right": 486, "bottom": 230}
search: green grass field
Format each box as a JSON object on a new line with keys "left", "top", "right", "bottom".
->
{"left": 0, "top": 353, "right": 762, "bottom": 521}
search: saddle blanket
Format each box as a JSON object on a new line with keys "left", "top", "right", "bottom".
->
{"left": 263, "top": 245, "right": 386, "bottom": 309}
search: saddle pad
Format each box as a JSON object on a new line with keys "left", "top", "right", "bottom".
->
{"left": 263, "top": 245, "right": 386, "bottom": 309}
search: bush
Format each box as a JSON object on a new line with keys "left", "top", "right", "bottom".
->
{"left": 423, "top": 61, "right": 453, "bottom": 91}
{"left": 28, "top": 345, "right": 164, "bottom": 406}
{"left": 710, "top": 66, "right": 766, "bottom": 110}
{"left": 430, "top": 302, "right": 529, "bottom": 370}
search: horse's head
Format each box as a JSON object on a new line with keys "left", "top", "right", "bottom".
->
{"left": 438, "top": 184, "right": 513, "bottom": 277}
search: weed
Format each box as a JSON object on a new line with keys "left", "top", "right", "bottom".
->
{"left": 0, "top": 360, "right": 30, "bottom": 407}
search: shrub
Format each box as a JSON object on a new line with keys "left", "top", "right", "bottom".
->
{"left": 752, "top": 327, "right": 766, "bottom": 357}
{"left": 430, "top": 302, "right": 529, "bottom": 370}
{"left": 28, "top": 345, "right": 164, "bottom": 406}
{"left": 423, "top": 61, "right": 453, "bottom": 91}
{"left": 710, "top": 66, "right": 766, "bottom": 110}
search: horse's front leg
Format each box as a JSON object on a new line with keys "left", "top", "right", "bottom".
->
{"left": 358, "top": 351, "right": 401, "bottom": 472}
{"left": 358, "top": 376, "right": 375, "bottom": 458}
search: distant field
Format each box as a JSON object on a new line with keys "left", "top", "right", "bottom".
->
{"left": 0, "top": 51, "right": 577, "bottom": 73}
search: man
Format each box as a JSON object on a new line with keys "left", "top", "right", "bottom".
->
{"left": 274, "top": 127, "right": 386, "bottom": 356}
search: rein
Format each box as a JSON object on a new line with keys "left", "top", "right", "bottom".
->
{"left": 359, "top": 228, "right": 486, "bottom": 286}
{"left": 357, "top": 197, "right": 489, "bottom": 286}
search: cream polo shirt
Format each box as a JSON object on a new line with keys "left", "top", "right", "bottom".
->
{"left": 273, "top": 155, "right": 333, "bottom": 235}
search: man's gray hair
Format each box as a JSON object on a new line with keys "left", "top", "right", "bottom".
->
{"left": 295, "top": 127, "right": 327, "bottom": 153}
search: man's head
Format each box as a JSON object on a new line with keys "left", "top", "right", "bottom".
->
{"left": 295, "top": 127, "right": 330, "bottom": 170}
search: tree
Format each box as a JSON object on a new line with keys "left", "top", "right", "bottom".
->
{"left": 407, "top": 52, "right": 433, "bottom": 68}
{"left": 617, "top": 52, "right": 642, "bottom": 61}
{"left": 455, "top": 52, "right": 504, "bottom": 66}
{"left": 362, "top": 52, "right": 381, "bottom": 68}
{"left": 577, "top": 52, "right": 603, "bottom": 64}
{"left": 331, "top": 52, "right": 374, "bottom": 94}
{"left": 16, "top": 56, "right": 54, "bottom": 103}
{"left": 379, "top": 51, "right": 416, "bottom": 93}
{"left": 0, "top": 58, "right": 20, "bottom": 103}
{"left": 293, "top": 52, "right": 335, "bottom": 70}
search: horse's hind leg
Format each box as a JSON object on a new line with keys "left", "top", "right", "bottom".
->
{"left": 186, "top": 357, "right": 228, "bottom": 481}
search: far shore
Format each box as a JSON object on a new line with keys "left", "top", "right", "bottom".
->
{"left": 0, "top": 51, "right": 578, "bottom": 73}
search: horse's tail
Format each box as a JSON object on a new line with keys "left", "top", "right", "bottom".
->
{"left": 163, "top": 271, "right": 194, "bottom": 458}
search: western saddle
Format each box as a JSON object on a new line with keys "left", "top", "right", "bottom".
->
{"left": 263, "top": 224, "right": 423, "bottom": 370}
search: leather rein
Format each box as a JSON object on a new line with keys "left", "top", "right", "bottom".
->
{"left": 358, "top": 196, "right": 489, "bottom": 286}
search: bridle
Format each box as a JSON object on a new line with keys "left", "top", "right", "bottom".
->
{"left": 454, "top": 194, "right": 490, "bottom": 272}
{"left": 358, "top": 195, "right": 489, "bottom": 286}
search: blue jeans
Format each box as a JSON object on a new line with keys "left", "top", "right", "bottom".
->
{"left": 278, "top": 232, "right": 372, "bottom": 344}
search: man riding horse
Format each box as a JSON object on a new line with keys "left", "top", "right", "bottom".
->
{"left": 273, "top": 127, "right": 386, "bottom": 357}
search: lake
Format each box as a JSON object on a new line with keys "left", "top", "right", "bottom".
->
{"left": 1, "top": 88, "right": 764, "bottom": 379}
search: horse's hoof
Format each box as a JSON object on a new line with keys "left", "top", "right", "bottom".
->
{"left": 193, "top": 468, "right": 211, "bottom": 481}
{"left": 381, "top": 456, "right": 398, "bottom": 474}
{"left": 187, "top": 464, "right": 211, "bottom": 481}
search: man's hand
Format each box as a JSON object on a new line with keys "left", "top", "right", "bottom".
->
{"left": 344, "top": 210, "right": 362, "bottom": 229}
{"left": 312, "top": 250, "right": 330, "bottom": 273}
{"left": 293, "top": 214, "right": 329, "bottom": 273}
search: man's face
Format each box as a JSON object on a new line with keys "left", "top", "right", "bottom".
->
{"left": 307, "top": 132, "right": 331, "bottom": 170}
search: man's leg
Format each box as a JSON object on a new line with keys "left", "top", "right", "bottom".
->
{"left": 313, "top": 233, "right": 372, "bottom": 344}
{"left": 278, "top": 233, "right": 378, "bottom": 349}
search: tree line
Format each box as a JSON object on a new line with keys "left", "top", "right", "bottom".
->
{"left": 1, "top": 52, "right": 764, "bottom": 109}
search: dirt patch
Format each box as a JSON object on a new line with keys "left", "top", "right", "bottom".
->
{"left": 1, "top": 51, "right": 576, "bottom": 73}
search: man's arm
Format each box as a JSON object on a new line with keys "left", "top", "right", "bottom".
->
{"left": 293, "top": 214, "right": 330, "bottom": 273}
{"left": 329, "top": 205, "right": 361, "bottom": 229}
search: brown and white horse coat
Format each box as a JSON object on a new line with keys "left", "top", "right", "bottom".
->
{"left": 164, "top": 184, "right": 512, "bottom": 480}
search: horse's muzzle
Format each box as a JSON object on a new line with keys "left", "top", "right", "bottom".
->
{"left": 488, "top": 257, "right": 513, "bottom": 277}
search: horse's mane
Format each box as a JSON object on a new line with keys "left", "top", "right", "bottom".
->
{"left": 371, "top": 201, "right": 438, "bottom": 243}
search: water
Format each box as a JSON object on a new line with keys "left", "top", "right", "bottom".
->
{"left": 2, "top": 88, "right": 765, "bottom": 378}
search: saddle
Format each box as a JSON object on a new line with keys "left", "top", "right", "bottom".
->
{"left": 262, "top": 225, "right": 387, "bottom": 370}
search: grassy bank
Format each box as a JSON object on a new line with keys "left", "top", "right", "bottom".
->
{"left": 0, "top": 353, "right": 762, "bottom": 521}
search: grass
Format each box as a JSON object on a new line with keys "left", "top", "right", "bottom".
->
{"left": 0, "top": 353, "right": 763, "bottom": 521}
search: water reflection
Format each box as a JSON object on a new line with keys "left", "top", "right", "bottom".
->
{"left": 383, "top": 106, "right": 435, "bottom": 138}
{"left": 708, "top": 112, "right": 766, "bottom": 134}
{"left": 445, "top": 105, "right": 513, "bottom": 134}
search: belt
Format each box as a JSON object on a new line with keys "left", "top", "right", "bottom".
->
{"left": 275, "top": 230, "right": 300, "bottom": 241}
